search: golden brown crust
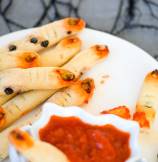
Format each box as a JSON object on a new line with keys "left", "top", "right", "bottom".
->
{"left": 55, "top": 69, "right": 76, "bottom": 82}
{"left": 92, "top": 45, "right": 109, "bottom": 58}
{"left": 136, "top": 104, "right": 156, "bottom": 124}
{"left": 9, "top": 128, "right": 34, "bottom": 151}
{"left": 48, "top": 78, "right": 94, "bottom": 106}
{"left": 101, "top": 106, "right": 131, "bottom": 119}
{"left": 72, "top": 78, "right": 95, "bottom": 104}
{"left": 60, "top": 36, "right": 81, "bottom": 48}
{"left": 63, "top": 17, "right": 85, "bottom": 32}
{"left": 144, "top": 69, "right": 158, "bottom": 83}
{"left": 17, "top": 51, "right": 41, "bottom": 68}
{"left": 0, "top": 107, "right": 5, "bottom": 128}
{"left": 134, "top": 69, "right": 158, "bottom": 128}
{"left": 133, "top": 111, "right": 150, "bottom": 128}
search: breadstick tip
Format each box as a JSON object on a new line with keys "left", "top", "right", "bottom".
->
{"left": 81, "top": 78, "right": 95, "bottom": 94}
{"left": 56, "top": 69, "right": 75, "bottom": 82}
{"left": 92, "top": 45, "right": 109, "bottom": 58}
{"left": 64, "top": 17, "right": 85, "bottom": 32}
{"left": 9, "top": 129, "right": 34, "bottom": 151}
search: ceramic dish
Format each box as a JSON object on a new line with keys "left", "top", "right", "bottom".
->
{"left": 9, "top": 103, "right": 141, "bottom": 162}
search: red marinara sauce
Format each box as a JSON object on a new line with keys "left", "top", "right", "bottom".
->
{"left": 39, "top": 116, "right": 131, "bottom": 162}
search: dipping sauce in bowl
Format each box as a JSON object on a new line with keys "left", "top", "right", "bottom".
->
{"left": 39, "top": 115, "right": 131, "bottom": 162}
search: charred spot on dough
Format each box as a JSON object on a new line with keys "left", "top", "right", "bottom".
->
{"left": 64, "top": 17, "right": 85, "bottom": 32}
{"left": 81, "top": 78, "right": 94, "bottom": 93}
{"left": 0, "top": 107, "right": 5, "bottom": 127}
{"left": 67, "top": 30, "right": 72, "bottom": 35}
{"left": 56, "top": 69, "right": 75, "bottom": 81}
{"left": 93, "top": 45, "right": 109, "bottom": 58}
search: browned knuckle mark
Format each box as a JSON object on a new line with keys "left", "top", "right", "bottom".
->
{"left": 81, "top": 79, "right": 94, "bottom": 93}
{"left": 56, "top": 69, "right": 75, "bottom": 81}
{"left": 93, "top": 45, "right": 109, "bottom": 58}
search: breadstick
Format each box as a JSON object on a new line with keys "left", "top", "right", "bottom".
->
{"left": 0, "top": 17, "right": 85, "bottom": 54}
{"left": 0, "top": 36, "right": 81, "bottom": 70}
{"left": 0, "top": 109, "right": 40, "bottom": 160}
{"left": 48, "top": 78, "right": 94, "bottom": 106}
{"left": 0, "top": 67, "right": 75, "bottom": 95}
{"left": 9, "top": 129, "right": 70, "bottom": 162}
{"left": 62, "top": 45, "right": 109, "bottom": 74}
{"left": 40, "top": 36, "right": 81, "bottom": 67}
{"left": 0, "top": 45, "right": 109, "bottom": 132}
{"left": 133, "top": 69, "right": 158, "bottom": 128}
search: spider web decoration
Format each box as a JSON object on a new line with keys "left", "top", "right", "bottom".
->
{"left": 0, "top": 0, "right": 158, "bottom": 59}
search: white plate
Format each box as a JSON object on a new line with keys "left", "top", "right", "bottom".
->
{"left": 1, "top": 28, "right": 158, "bottom": 162}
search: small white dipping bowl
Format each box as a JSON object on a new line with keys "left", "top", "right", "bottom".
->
{"left": 9, "top": 103, "right": 142, "bottom": 162}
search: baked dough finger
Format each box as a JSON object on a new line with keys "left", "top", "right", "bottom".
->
{"left": 0, "top": 108, "right": 40, "bottom": 161}
{"left": 40, "top": 36, "right": 81, "bottom": 67}
{"left": 9, "top": 129, "right": 70, "bottom": 162}
{"left": 133, "top": 69, "right": 158, "bottom": 128}
{"left": 0, "top": 45, "right": 109, "bottom": 132}
{"left": 0, "top": 36, "right": 81, "bottom": 70}
{"left": 0, "top": 51, "right": 41, "bottom": 70}
{"left": 63, "top": 45, "right": 109, "bottom": 76}
{"left": 0, "top": 67, "right": 75, "bottom": 95}
{"left": 48, "top": 78, "right": 95, "bottom": 106}
{"left": 0, "top": 17, "right": 85, "bottom": 54}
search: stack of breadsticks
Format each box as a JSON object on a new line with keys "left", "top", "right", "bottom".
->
{"left": 0, "top": 17, "right": 109, "bottom": 160}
